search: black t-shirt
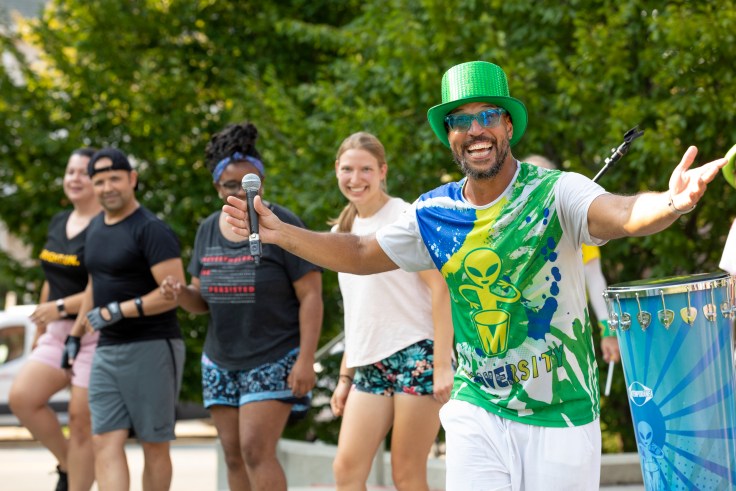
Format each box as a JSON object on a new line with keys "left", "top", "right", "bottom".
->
{"left": 188, "top": 204, "right": 321, "bottom": 371}
{"left": 39, "top": 210, "right": 94, "bottom": 319}
{"left": 85, "top": 206, "right": 181, "bottom": 346}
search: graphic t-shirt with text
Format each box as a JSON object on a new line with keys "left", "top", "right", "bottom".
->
{"left": 377, "top": 162, "right": 606, "bottom": 427}
{"left": 188, "top": 204, "right": 321, "bottom": 371}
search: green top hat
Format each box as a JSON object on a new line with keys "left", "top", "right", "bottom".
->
{"left": 722, "top": 143, "right": 736, "bottom": 189}
{"left": 427, "top": 61, "right": 528, "bottom": 148}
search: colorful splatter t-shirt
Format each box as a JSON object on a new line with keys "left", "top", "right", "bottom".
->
{"left": 377, "top": 162, "right": 607, "bottom": 427}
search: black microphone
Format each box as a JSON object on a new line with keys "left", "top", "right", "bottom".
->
{"left": 241, "top": 173, "right": 262, "bottom": 265}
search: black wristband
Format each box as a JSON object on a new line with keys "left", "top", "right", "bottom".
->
{"left": 134, "top": 297, "right": 144, "bottom": 317}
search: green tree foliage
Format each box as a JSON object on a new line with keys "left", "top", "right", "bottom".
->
{"left": 1, "top": 0, "right": 735, "bottom": 450}
{"left": 0, "top": 0, "right": 362, "bottom": 406}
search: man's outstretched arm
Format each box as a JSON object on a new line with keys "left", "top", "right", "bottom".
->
{"left": 223, "top": 195, "right": 399, "bottom": 275}
{"left": 588, "top": 146, "right": 726, "bottom": 240}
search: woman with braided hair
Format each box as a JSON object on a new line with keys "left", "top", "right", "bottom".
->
{"left": 160, "top": 121, "right": 323, "bottom": 491}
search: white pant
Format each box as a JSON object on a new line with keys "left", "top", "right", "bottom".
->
{"left": 440, "top": 400, "right": 601, "bottom": 491}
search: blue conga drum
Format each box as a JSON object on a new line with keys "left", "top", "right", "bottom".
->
{"left": 605, "top": 272, "right": 736, "bottom": 490}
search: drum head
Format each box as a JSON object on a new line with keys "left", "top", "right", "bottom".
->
{"left": 607, "top": 271, "right": 730, "bottom": 298}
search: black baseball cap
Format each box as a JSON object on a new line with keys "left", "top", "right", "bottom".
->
{"left": 88, "top": 147, "right": 133, "bottom": 178}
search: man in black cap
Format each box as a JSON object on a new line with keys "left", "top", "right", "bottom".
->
{"left": 222, "top": 61, "right": 726, "bottom": 490}
{"left": 65, "top": 147, "right": 186, "bottom": 491}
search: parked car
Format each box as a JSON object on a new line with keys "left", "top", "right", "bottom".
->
{"left": 0, "top": 304, "right": 208, "bottom": 426}
{"left": 0, "top": 304, "right": 71, "bottom": 425}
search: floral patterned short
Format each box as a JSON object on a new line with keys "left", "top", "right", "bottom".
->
{"left": 353, "top": 339, "right": 435, "bottom": 397}
{"left": 201, "top": 348, "right": 310, "bottom": 417}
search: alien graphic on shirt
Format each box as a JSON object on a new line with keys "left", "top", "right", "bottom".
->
{"left": 458, "top": 247, "right": 521, "bottom": 357}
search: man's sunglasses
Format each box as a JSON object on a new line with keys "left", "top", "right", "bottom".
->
{"left": 444, "top": 108, "right": 507, "bottom": 133}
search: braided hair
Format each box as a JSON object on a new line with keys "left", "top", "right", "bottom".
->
{"left": 205, "top": 122, "right": 263, "bottom": 174}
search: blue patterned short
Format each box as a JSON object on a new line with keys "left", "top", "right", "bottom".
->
{"left": 201, "top": 348, "right": 310, "bottom": 416}
{"left": 353, "top": 339, "right": 435, "bottom": 397}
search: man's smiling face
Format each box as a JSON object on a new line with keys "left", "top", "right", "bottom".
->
{"left": 447, "top": 102, "right": 514, "bottom": 180}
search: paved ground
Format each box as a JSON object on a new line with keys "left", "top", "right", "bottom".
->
{"left": 0, "top": 422, "right": 644, "bottom": 490}
{"left": 0, "top": 422, "right": 218, "bottom": 491}
{"left": 0, "top": 444, "right": 645, "bottom": 491}
{"left": 1, "top": 443, "right": 216, "bottom": 491}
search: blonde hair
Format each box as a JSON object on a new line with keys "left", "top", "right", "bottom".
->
{"left": 329, "top": 132, "right": 388, "bottom": 232}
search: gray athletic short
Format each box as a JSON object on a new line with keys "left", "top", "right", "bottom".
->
{"left": 89, "top": 338, "right": 185, "bottom": 442}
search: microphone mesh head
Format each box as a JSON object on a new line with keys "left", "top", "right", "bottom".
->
{"left": 241, "top": 173, "right": 261, "bottom": 192}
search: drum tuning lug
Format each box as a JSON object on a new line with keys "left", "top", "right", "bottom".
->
{"left": 616, "top": 294, "right": 631, "bottom": 331}
{"left": 637, "top": 311, "right": 652, "bottom": 330}
{"left": 720, "top": 301, "right": 731, "bottom": 319}
{"left": 635, "top": 293, "right": 651, "bottom": 330}
{"left": 604, "top": 293, "right": 619, "bottom": 330}
{"left": 681, "top": 307, "right": 697, "bottom": 324}
{"left": 722, "top": 278, "right": 735, "bottom": 319}
{"left": 610, "top": 312, "right": 620, "bottom": 330}
{"left": 658, "top": 290, "right": 674, "bottom": 329}
{"left": 680, "top": 287, "right": 697, "bottom": 325}
{"left": 659, "top": 310, "right": 675, "bottom": 328}
{"left": 703, "top": 283, "right": 718, "bottom": 322}
{"left": 703, "top": 305, "right": 717, "bottom": 322}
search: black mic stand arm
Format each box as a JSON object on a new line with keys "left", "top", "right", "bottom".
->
{"left": 592, "top": 126, "right": 645, "bottom": 184}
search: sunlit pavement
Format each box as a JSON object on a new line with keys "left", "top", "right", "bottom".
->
{"left": 1, "top": 443, "right": 216, "bottom": 491}
{"left": 0, "top": 422, "right": 643, "bottom": 490}
{"left": 0, "top": 421, "right": 217, "bottom": 491}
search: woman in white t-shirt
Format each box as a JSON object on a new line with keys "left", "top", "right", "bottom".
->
{"left": 329, "top": 132, "right": 454, "bottom": 490}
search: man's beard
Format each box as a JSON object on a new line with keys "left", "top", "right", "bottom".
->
{"left": 99, "top": 192, "right": 127, "bottom": 214}
{"left": 452, "top": 135, "right": 510, "bottom": 180}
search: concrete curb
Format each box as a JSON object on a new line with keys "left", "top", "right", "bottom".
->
{"left": 600, "top": 452, "right": 644, "bottom": 485}
{"left": 0, "top": 423, "right": 644, "bottom": 489}
{"left": 216, "top": 439, "right": 644, "bottom": 490}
